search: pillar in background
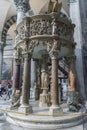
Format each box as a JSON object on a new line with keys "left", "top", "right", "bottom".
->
{"left": 0, "top": 43, "right": 3, "bottom": 81}
{"left": 19, "top": 53, "right": 32, "bottom": 114}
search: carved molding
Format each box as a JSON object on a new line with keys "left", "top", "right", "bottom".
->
{"left": 15, "top": 12, "right": 75, "bottom": 58}
{"left": 15, "top": 12, "right": 74, "bottom": 45}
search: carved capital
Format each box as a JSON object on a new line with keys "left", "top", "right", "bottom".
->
{"left": 47, "top": 39, "right": 61, "bottom": 57}
{"left": 14, "top": 0, "right": 30, "bottom": 13}
{"left": 23, "top": 51, "right": 31, "bottom": 59}
{"left": 15, "top": 58, "right": 21, "bottom": 65}
{"left": 28, "top": 40, "right": 39, "bottom": 53}
{"left": 14, "top": 47, "right": 22, "bottom": 59}
{"left": 50, "top": 51, "right": 59, "bottom": 59}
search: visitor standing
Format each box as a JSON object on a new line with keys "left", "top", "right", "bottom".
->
{"left": 0, "top": 81, "right": 2, "bottom": 97}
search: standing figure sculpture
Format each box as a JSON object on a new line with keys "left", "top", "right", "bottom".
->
{"left": 41, "top": 70, "right": 49, "bottom": 89}
{"left": 48, "top": 0, "right": 62, "bottom": 13}
{"left": 52, "top": 19, "right": 58, "bottom": 35}
{"left": 48, "top": 0, "right": 54, "bottom": 13}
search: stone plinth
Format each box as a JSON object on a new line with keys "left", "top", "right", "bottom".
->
{"left": 39, "top": 89, "right": 51, "bottom": 107}
{"left": 49, "top": 106, "right": 63, "bottom": 116}
{"left": 18, "top": 104, "right": 32, "bottom": 115}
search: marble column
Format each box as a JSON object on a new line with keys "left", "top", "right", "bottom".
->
{"left": 12, "top": 58, "right": 21, "bottom": 91}
{"left": 19, "top": 53, "right": 32, "bottom": 114}
{"left": 11, "top": 58, "right": 21, "bottom": 109}
{"left": 0, "top": 43, "right": 3, "bottom": 81}
{"left": 35, "top": 60, "right": 41, "bottom": 100}
{"left": 49, "top": 52, "right": 62, "bottom": 115}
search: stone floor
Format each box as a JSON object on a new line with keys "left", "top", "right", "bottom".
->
{"left": 0, "top": 97, "right": 86, "bottom": 130}
{"left": 0, "top": 122, "right": 84, "bottom": 130}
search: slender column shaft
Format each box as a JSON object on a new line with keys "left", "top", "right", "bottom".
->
{"left": 22, "top": 57, "right": 31, "bottom": 105}
{"left": 13, "top": 59, "right": 20, "bottom": 91}
{"left": 51, "top": 56, "right": 59, "bottom": 106}
{"left": 35, "top": 61, "right": 41, "bottom": 100}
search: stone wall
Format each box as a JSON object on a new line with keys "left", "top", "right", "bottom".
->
{"left": 79, "top": 0, "right": 87, "bottom": 99}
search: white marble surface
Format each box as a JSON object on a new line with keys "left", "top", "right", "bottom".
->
{"left": 0, "top": 98, "right": 86, "bottom": 130}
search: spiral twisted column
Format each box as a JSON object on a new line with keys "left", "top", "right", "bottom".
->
{"left": 12, "top": 59, "right": 21, "bottom": 91}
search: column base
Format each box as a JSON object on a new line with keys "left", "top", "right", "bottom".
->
{"left": 18, "top": 104, "right": 33, "bottom": 115}
{"left": 49, "top": 106, "right": 63, "bottom": 116}
{"left": 39, "top": 93, "right": 51, "bottom": 107}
